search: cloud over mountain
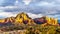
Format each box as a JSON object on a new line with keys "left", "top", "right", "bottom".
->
{"left": 0, "top": 0, "right": 60, "bottom": 19}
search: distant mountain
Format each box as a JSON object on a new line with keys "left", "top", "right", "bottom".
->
{"left": 34, "top": 17, "right": 46, "bottom": 24}
{"left": 0, "top": 12, "right": 59, "bottom": 26}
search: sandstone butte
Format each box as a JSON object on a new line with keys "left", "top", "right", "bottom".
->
{"left": 0, "top": 12, "right": 58, "bottom": 26}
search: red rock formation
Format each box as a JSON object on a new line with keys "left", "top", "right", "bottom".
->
{"left": 0, "top": 12, "right": 58, "bottom": 26}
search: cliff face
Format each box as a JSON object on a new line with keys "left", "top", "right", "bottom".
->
{"left": 0, "top": 12, "right": 58, "bottom": 25}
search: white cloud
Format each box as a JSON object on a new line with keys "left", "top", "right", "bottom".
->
{"left": 23, "top": 0, "right": 32, "bottom": 5}
{"left": 16, "top": 0, "right": 19, "bottom": 3}
{"left": 55, "top": 0, "right": 60, "bottom": 3}
{"left": 0, "top": 11, "right": 17, "bottom": 18}
{"left": 0, "top": 11, "right": 59, "bottom": 19}
{"left": 0, "top": 11, "right": 43, "bottom": 19}
{"left": 27, "top": 13, "right": 59, "bottom": 19}
{"left": 27, "top": 13, "right": 43, "bottom": 19}
{"left": 15, "top": 0, "right": 19, "bottom": 5}
{"left": 0, "top": 6, "right": 18, "bottom": 10}
{"left": 37, "top": 1, "right": 55, "bottom": 6}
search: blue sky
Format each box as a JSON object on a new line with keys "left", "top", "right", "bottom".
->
{"left": 0, "top": 0, "right": 60, "bottom": 19}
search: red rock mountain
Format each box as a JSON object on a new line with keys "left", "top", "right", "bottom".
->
{"left": 0, "top": 12, "right": 58, "bottom": 25}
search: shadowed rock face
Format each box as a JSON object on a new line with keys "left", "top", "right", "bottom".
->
{"left": 34, "top": 17, "right": 47, "bottom": 24}
{"left": 23, "top": 20, "right": 28, "bottom": 24}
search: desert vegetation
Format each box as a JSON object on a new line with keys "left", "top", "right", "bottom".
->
{"left": 0, "top": 24, "right": 60, "bottom": 34}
